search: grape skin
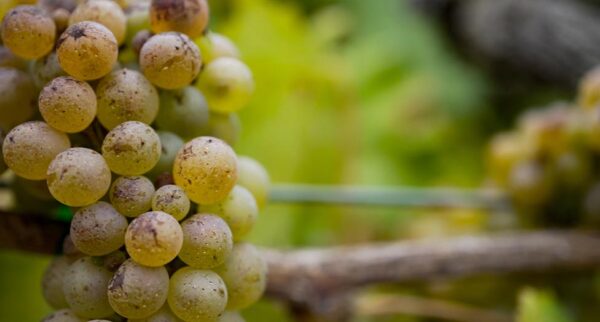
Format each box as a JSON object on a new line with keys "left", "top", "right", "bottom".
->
{"left": 156, "top": 86, "right": 210, "bottom": 139}
{"left": 1, "top": 5, "right": 56, "bottom": 59}
{"left": 195, "top": 32, "right": 240, "bottom": 64}
{"left": 236, "top": 156, "right": 270, "bottom": 208}
{"left": 107, "top": 259, "right": 169, "bottom": 319}
{"left": 109, "top": 176, "right": 156, "bottom": 217}
{"left": 196, "top": 57, "right": 254, "bottom": 114}
{"left": 150, "top": 0, "right": 210, "bottom": 38}
{"left": 70, "top": 202, "right": 128, "bottom": 256}
{"left": 102, "top": 121, "right": 162, "bottom": 176}
{"left": 47, "top": 147, "right": 112, "bottom": 207}
{"left": 69, "top": 0, "right": 127, "bottom": 45}
{"left": 96, "top": 68, "right": 159, "bottom": 130}
{"left": 125, "top": 211, "right": 183, "bottom": 267}
{"left": 208, "top": 112, "right": 241, "bottom": 146}
{"left": 62, "top": 257, "right": 115, "bottom": 319}
{"left": 39, "top": 76, "right": 97, "bottom": 133}
{"left": 179, "top": 214, "right": 233, "bottom": 269}
{"left": 167, "top": 267, "right": 228, "bottom": 322}
{"left": 128, "top": 305, "right": 183, "bottom": 322}
{"left": 173, "top": 136, "right": 238, "bottom": 205}
{"left": 151, "top": 184, "right": 190, "bottom": 221}
{"left": 2, "top": 121, "right": 71, "bottom": 180}
{"left": 147, "top": 131, "right": 184, "bottom": 179}
{"left": 42, "top": 255, "right": 73, "bottom": 309}
{"left": 41, "top": 309, "right": 85, "bottom": 322}
{"left": 0, "top": 67, "right": 37, "bottom": 130}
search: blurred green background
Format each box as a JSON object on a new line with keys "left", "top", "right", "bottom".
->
{"left": 0, "top": 0, "right": 591, "bottom": 321}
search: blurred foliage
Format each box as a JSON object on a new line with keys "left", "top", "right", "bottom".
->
{"left": 516, "top": 288, "right": 573, "bottom": 322}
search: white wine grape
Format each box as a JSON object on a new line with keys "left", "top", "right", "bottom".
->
{"left": 109, "top": 176, "right": 155, "bottom": 217}
{"left": 168, "top": 267, "right": 228, "bottom": 322}
{"left": 70, "top": 202, "right": 128, "bottom": 256}
{"left": 125, "top": 211, "right": 183, "bottom": 267}
{"left": 178, "top": 214, "right": 233, "bottom": 269}
{"left": 102, "top": 121, "right": 162, "bottom": 176}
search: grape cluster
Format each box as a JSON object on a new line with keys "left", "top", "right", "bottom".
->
{"left": 0, "top": 0, "right": 269, "bottom": 321}
{"left": 487, "top": 67, "right": 600, "bottom": 227}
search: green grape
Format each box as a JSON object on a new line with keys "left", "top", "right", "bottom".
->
{"left": 0, "top": 46, "right": 27, "bottom": 70}
{"left": 1, "top": 5, "right": 55, "bottom": 59}
{"left": 196, "top": 57, "right": 254, "bottom": 114}
{"left": 179, "top": 214, "right": 233, "bottom": 269}
{"left": 124, "top": 1, "right": 150, "bottom": 46}
{"left": 156, "top": 86, "right": 210, "bottom": 139}
{"left": 198, "top": 186, "right": 257, "bottom": 241}
{"left": 173, "top": 136, "right": 238, "bottom": 205}
{"left": 96, "top": 68, "right": 159, "bottom": 130}
{"left": 214, "top": 243, "right": 267, "bottom": 310}
{"left": 70, "top": 202, "right": 128, "bottom": 256}
{"left": 62, "top": 257, "right": 115, "bottom": 319}
{"left": 39, "top": 76, "right": 97, "bottom": 133}
{"left": 151, "top": 184, "right": 190, "bottom": 221}
{"left": 42, "top": 309, "right": 85, "bottom": 322}
{"left": 69, "top": 0, "right": 127, "bottom": 44}
{"left": 42, "top": 255, "right": 73, "bottom": 309}
{"left": 109, "top": 176, "right": 155, "bottom": 217}
{"left": 30, "top": 52, "right": 68, "bottom": 89}
{"left": 107, "top": 259, "right": 169, "bottom": 319}
{"left": 147, "top": 131, "right": 184, "bottom": 179}
{"left": 578, "top": 66, "right": 600, "bottom": 109}
{"left": 47, "top": 148, "right": 112, "bottom": 207}
{"left": 128, "top": 305, "right": 183, "bottom": 322}
{"left": 208, "top": 112, "right": 241, "bottom": 146}
{"left": 508, "top": 160, "right": 553, "bottom": 207}
{"left": 57, "top": 21, "right": 118, "bottom": 80}
{"left": 195, "top": 32, "right": 240, "bottom": 64}
{"left": 140, "top": 32, "right": 201, "bottom": 90}
{"left": 0, "top": 67, "right": 37, "bottom": 130}
{"left": 219, "top": 312, "right": 245, "bottom": 322}
{"left": 102, "top": 121, "right": 162, "bottom": 176}
{"left": 167, "top": 267, "right": 227, "bottom": 322}
{"left": 150, "top": 0, "right": 209, "bottom": 38}
{"left": 3, "top": 121, "right": 71, "bottom": 180}
{"left": 236, "top": 156, "right": 270, "bottom": 208}
{"left": 125, "top": 211, "right": 183, "bottom": 267}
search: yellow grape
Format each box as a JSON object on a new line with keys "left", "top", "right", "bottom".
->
{"left": 102, "top": 121, "right": 162, "bottom": 176}
{"left": 109, "top": 176, "right": 156, "bottom": 217}
{"left": 236, "top": 156, "right": 270, "bottom": 208}
{"left": 196, "top": 57, "right": 254, "bottom": 114}
{"left": 178, "top": 214, "right": 233, "bottom": 269}
{"left": 151, "top": 184, "right": 190, "bottom": 221}
{"left": 125, "top": 211, "right": 183, "bottom": 267}
{"left": 69, "top": 0, "right": 127, "bottom": 44}
{"left": 39, "top": 76, "right": 97, "bottom": 133}
{"left": 70, "top": 202, "right": 128, "bottom": 256}
{"left": 1, "top": 5, "right": 55, "bottom": 59}
{"left": 150, "top": 0, "right": 209, "bottom": 38}
{"left": 62, "top": 257, "right": 115, "bottom": 319}
{"left": 167, "top": 267, "right": 227, "bottom": 322}
{"left": 0, "top": 67, "right": 37, "bottom": 130}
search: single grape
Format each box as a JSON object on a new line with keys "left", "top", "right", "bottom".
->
{"left": 101, "top": 250, "right": 128, "bottom": 272}
{"left": 3, "top": 121, "right": 70, "bottom": 180}
{"left": 208, "top": 112, "right": 241, "bottom": 146}
{"left": 107, "top": 259, "right": 169, "bottom": 319}
{"left": 62, "top": 257, "right": 115, "bottom": 319}
{"left": 198, "top": 186, "right": 257, "bottom": 241}
{"left": 196, "top": 57, "right": 254, "bottom": 114}
{"left": 47, "top": 148, "right": 112, "bottom": 207}
{"left": 52, "top": 8, "right": 71, "bottom": 33}
{"left": 167, "top": 267, "right": 228, "bottom": 322}
{"left": 179, "top": 214, "right": 233, "bottom": 269}
{"left": 0, "top": 46, "right": 27, "bottom": 69}
{"left": 69, "top": 0, "right": 127, "bottom": 44}
{"left": 151, "top": 184, "right": 190, "bottom": 221}
{"left": 70, "top": 202, "right": 128, "bottom": 256}
{"left": 125, "top": 211, "right": 183, "bottom": 267}
{"left": 42, "top": 309, "right": 85, "bottom": 322}
{"left": 1, "top": 5, "right": 55, "bottom": 59}
{"left": 173, "top": 136, "right": 237, "bottom": 205}
{"left": 96, "top": 68, "right": 159, "bottom": 130}
{"left": 57, "top": 21, "right": 118, "bottom": 80}
{"left": 30, "top": 51, "right": 68, "bottom": 89}
{"left": 39, "top": 76, "right": 97, "bottom": 133}
{"left": 147, "top": 131, "right": 184, "bottom": 179}
{"left": 128, "top": 305, "right": 183, "bottom": 322}
{"left": 109, "top": 176, "right": 155, "bottom": 217}
{"left": 132, "top": 29, "right": 152, "bottom": 56}
{"left": 0, "top": 67, "right": 37, "bottom": 130}
{"left": 214, "top": 243, "right": 267, "bottom": 310}
{"left": 219, "top": 312, "right": 245, "bottom": 322}
{"left": 236, "top": 156, "right": 270, "bottom": 208}
{"left": 150, "top": 0, "right": 209, "bottom": 38}
{"left": 102, "top": 121, "right": 162, "bottom": 176}
{"left": 195, "top": 32, "right": 240, "bottom": 64}
{"left": 156, "top": 86, "right": 210, "bottom": 139}
{"left": 42, "top": 255, "right": 73, "bottom": 309}
{"left": 140, "top": 32, "right": 201, "bottom": 90}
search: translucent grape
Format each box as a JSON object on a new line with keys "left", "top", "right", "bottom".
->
{"left": 62, "top": 257, "right": 115, "bottom": 319}
{"left": 107, "top": 259, "right": 169, "bottom": 319}
{"left": 208, "top": 112, "right": 241, "bottom": 146}
{"left": 196, "top": 57, "right": 254, "bottom": 114}
{"left": 102, "top": 121, "right": 162, "bottom": 176}
{"left": 195, "top": 32, "right": 240, "bottom": 64}
{"left": 219, "top": 312, "right": 245, "bottom": 322}
{"left": 109, "top": 176, "right": 155, "bottom": 217}
{"left": 167, "top": 267, "right": 228, "bottom": 322}
{"left": 156, "top": 86, "right": 210, "bottom": 139}
{"left": 42, "top": 255, "right": 72, "bottom": 309}
{"left": 47, "top": 148, "right": 112, "bottom": 207}
{"left": 96, "top": 68, "right": 159, "bottom": 130}
{"left": 30, "top": 51, "right": 68, "bottom": 89}
{"left": 125, "top": 211, "right": 183, "bottom": 267}
{"left": 3, "top": 121, "right": 70, "bottom": 180}
{"left": 214, "top": 243, "right": 267, "bottom": 310}
{"left": 173, "top": 136, "right": 237, "bottom": 205}
{"left": 70, "top": 202, "right": 128, "bottom": 256}
{"left": 128, "top": 305, "right": 183, "bottom": 322}
{"left": 140, "top": 32, "right": 201, "bottom": 90}
{"left": 179, "top": 214, "right": 233, "bottom": 269}
{"left": 1, "top": 5, "right": 55, "bottom": 59}
{"left": 57, "top": 21, "right": 118, "bottom": 80}
{"left": 151, "top": 184, "right": 190, "bottom": 221}
{"left": 147, "top": 131, "right": 184, "bottom": 179}
{"left": 69, "top": 0, "right": 127, "bottom": 44}
{"left": 198, "top": 186, "right": 257, "bottom": 241}
{"left": 42, "top": 309, "right": 85, "bottom": 322}
{"left": 150, "top": 0, "right": 209, "bottom": 38}
{"left": 0, "top": 67, "right": 37, "bottom": 130}
{"left": 39, "top": 76, "right": 97, "bottom": 133}
{"left": 236, "top": 156, "right": 270, "bottom": 208}
{"left": 0, "top": 46, "right": 27, "bottom": 70}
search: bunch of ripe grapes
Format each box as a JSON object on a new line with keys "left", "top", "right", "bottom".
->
{"left": 487, "top": 67, "right": 600, "bottom": 227}
{"left": 0, "top": 0, "right": 271, "bottom": 321}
